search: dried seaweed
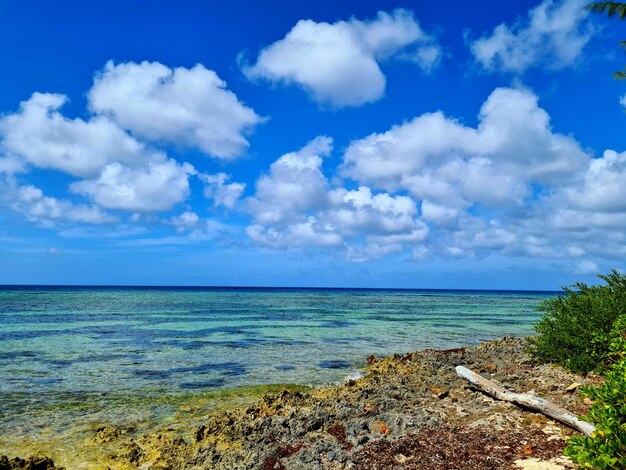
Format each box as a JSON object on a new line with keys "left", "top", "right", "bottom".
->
{"left": 352, "top": 425, "right": 567, "bottom": 469}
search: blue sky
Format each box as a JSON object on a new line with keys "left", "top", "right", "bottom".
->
{"left": 0, "top": 0, "right": 625, "bottom": 289}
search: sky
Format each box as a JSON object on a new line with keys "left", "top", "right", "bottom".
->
{"left": 0, "top": 0, "right": 625, "bottom": 289}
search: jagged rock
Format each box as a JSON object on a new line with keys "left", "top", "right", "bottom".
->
{"left": 0, "top": 456, "right": 62, "bottom": 470}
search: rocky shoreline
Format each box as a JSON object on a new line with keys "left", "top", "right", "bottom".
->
{"left": 2, "top": 337, "right": 598, "bottom": 469}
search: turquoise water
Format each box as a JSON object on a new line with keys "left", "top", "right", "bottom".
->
{"left": 0, "top": 286, "right": 555, "bottom": 462}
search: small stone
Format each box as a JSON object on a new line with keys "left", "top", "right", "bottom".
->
{"left": 565, "top": 382, "right": 582, "bottom": 392}
{"left": 431, "top": 386, "right": 449, "bottom": 399}
{"left": 372, "top": 420, "right": 392, "bottom": 435}
{"left": 394, "top": 454, "right": 408, "bottom": 463}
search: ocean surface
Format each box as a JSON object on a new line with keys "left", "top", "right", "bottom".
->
{"left": 0, "top": 286, "right": 556, "bottom": 464}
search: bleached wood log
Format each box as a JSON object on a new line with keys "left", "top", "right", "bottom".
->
{"left": 456, "top": 365, "right": 596, "bottom": 437}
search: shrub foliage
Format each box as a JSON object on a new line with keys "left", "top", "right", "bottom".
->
{"left": 528, "top": 269, "right": 626, "bottom": 468}
{"left": 564, "top": 316, "right": 626, "bottom": 469}
{"left": 527, "top": 270, "right": 626, "bottom": 374}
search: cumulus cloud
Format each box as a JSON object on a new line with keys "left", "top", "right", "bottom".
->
{"left": 562, "top": 150, "right": 626, "bottom": 212}
{"left": 342, "top": 87, "right": 588, "bottom": 209}
{"left": 0, "top": 87, "right": 199, "bottom": 218}
{"left": 414, "top": 151, "right": 626, "bottom": 262}
{"left": 326, "top": 186, "right": 422, "bottom": 237}
{"left": 10, "top": 183, "right": 117, "bottom": 226}
{"left": 246, "top": 219, "right": 343, "bottom": 249}
{"left": 0, "top": 60, "right": 262, "bottom": 235}
{"left": 336, "top": 86, "right": 626, "bottom": 263}
{"left": 468, "top": 0, "right": 593, "bottom": 73}
{"left": 420, "top": 200, "right": 462, "bottom": 226}
{"left": 248, "top": 136, "right": 332, "bottom": 225}
{"left": 245, "top": 137, "right": 428, "bottom": 259}
{"left": 201, "top": 173, "right": 246, "bottom": 209}
{"left": 235, "top": 86, "right": 625, "bottom": 264}
{"left": 241, "top": 88, "right": 626, "bottom": 264}
{"left": 1, "top": 92, "right": 147, "bottom": 178}
{"left": 89, "top": 61, "right": 262, "bottom": 159}
{"left": 243, "top": 9, "right": 441, "bottom": 107}
{"left": 70, "top": 159, "right": 195, "bottom": 212}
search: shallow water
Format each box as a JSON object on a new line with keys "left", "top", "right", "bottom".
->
{"left": 0, "top": 286, "right": 555, "bottom": 465}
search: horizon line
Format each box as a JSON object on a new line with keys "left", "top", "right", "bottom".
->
{"left": 0, "top": 284, "right": 563, "bottom": 293}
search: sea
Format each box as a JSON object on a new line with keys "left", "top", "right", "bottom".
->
{"left": 0, "top": 286, "right": 557, "bottom": 465}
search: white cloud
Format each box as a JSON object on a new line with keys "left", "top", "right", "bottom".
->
{"left": 345, "top": 242, "right": 404, "bottom": 263}
{"left": 563, "top": 150, "right": 626, "bottom": 212}
{"left": 244, "top": 102, "right": 626, "bottom": 263}
{"left": 71, "top": 159, "right": 195, "bottom": 212}
{"left": 245, "top": 137, "right": 428, "bottom": 259}
{"left": 244, "top": 9, "right": 441, "bottom": 107}
{"left": 0, "top": 89, "right": 199, "bottom": 217}
{"left": 621, "top": 93, "right": 626, "bottom": 109}
{"left": 419, "top": 186, "right": 626, "bottom": 262}
{"left": 420, "top": 200, "right": 463, "bottom": 226}
{"left": 549, "top": 208, "right": 626, "bottom": 231}
{"left": 201, "top": 173, "right": 246, "bottom": 209}
{"left": 246, "top": 219, "right": 343, "bottom": 249}
{"left": 170, "top": 211, "right": 200, "bottom": 232}
{"left": 329, "top": 86, "right": 626, "bottom": 264}
{"left": 247, "top": 136, "right": 333, "bottom": 225}
{"left": 468, "top": 0, "right": 593, "bottom": 73}
{"left": 89, "top": 61, "right": 262, "bottom": 159}
{"left": 0, "top": 156, "right": 26, "bottom": 174}
{"left": 11, "top": 183, "right": 116, "bottom": 226}
{"left": 326, "top": 186, "right": 421, "bottom": 236}
{"left": 1, "top": 92, "right": 147, "bottom": 178}
{"left": 342, "top": 87, "right": 588, "bottom": 208}
{"left": 571, "top": 260, "right": 599, "bottom": 274}
{"left": 471, "top": 226, "right": 518, "bottom": 249}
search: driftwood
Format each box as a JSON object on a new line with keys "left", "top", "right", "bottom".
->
{"left": 456, "top": 365, "right": 596, "bottom": 437}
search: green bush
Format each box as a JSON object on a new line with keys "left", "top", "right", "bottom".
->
{"left": 607, "top": 315, "right": 626, "bottom": 365}
{"left": 527, "top": 270, "right": 626, "bottom": 374}
{"left": 564, "top": 318, "right": 626, "bottom": 469}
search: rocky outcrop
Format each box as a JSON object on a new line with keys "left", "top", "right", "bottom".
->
{"left": 105, "top": 337, "right": 592, "bottom": 469}
{"left": 4, "top": 337, "right": 594, "bottom": 469}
